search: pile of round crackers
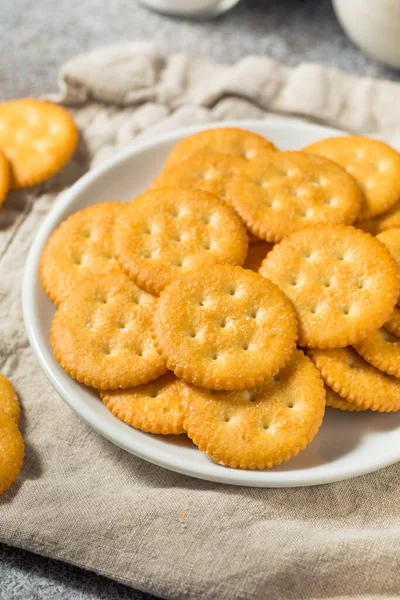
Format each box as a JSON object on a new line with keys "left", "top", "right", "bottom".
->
{"left": 41, "top": 127, "right": 400, "bottom": 471}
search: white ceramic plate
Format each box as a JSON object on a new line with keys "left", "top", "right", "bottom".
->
{"left": 22, "top": 119, "right": 400, "bottom": 487}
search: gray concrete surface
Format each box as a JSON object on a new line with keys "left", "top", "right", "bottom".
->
{"left": 1, "top": 0, "right": 399, "bottom": 598}
{"left": 0, "top": 0, "right": 399, "bottom": 102}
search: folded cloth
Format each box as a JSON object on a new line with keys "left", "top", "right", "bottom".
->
{"left": 1, "top": 42, "right": 400, "bottom": 600}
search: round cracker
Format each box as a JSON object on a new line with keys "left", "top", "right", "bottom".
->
{"left": 101, "top": 373, "right": 185, "bottom": 435}
{"left": 376, "top": 228, "right": 400, "bottom": 307}
{"left": 354, "top": 327, "right": 400, "bottom": 378}
{"left": 164, "top": 127, "right": 276, "bottom": 169}
{"left": 51, "top": 272, "right": 167, "bottom": 390}
{"left": 385, "top": 307, "right": 400, "bottom": 337}
{"left": 260, "top": 225, "right": 399, "bottom": 348}
{"left": 308, "top": 347, "right": 400, "bottom": 412}
{"left": 0, "top": 99, "right": 78, "bottom": 189}
{"left": 151, "top": 153, "right": 247, "bottom": 201}
{"left": 226, "top": 151, "right": 362, "bottom": 242}
{"left": 377, "top": 228, "right": 400, "bottom": 259}
{"left": 180, "top": 350, "right": 325, "bottom": 470}
{"left": 113, "top": 188, "right": 248, "bottom": 295}
{"left": 41, "top": 202, "right": 129, "bottom": 306}
{"left": 0, "top": 410, "right": 24, "bottom": 496}
{"left": 304, "top": 136, "right": 400, "bottom": 220}
{"left": 243, "top": 241, "right": 274, "bottom": 272}
{"left": 363, "top": 201, "right": 400, "bottom": 235}
{"left": 357, "top": 202, "right": 400, "bottom": 236}
{"left": 324, "top": 385, "right": 366, "bottom": 412}
{"left": 151, "top": 265, "right": 298, "bottom": 390}
{"left": 0, "top": 150, "right": 10, "bottom": 207}
{"left": 0, "top": 374, "right": 20, "bottom": 425}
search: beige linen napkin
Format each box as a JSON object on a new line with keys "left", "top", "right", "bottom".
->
{"left": 1, "top": 42, "right": 400, "bottom": 600}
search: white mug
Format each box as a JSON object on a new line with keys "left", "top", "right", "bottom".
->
{"left": 332, "top": 0, "right": 400, "bottom": 69}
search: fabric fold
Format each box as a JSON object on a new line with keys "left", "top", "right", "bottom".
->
{"left": 57, "top": 42, "right": 400, "bottom": 132}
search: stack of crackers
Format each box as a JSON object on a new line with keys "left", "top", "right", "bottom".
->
{"left": 40, "top": 127, "right": 400, "bottom": 470}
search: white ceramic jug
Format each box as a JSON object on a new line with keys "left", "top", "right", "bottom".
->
{"left": 333, "top": 0, "right": 400, "bottom": 69}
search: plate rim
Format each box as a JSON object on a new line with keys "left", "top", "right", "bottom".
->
{"left": 22, "top": 117, "right": 400, "bottom": 487}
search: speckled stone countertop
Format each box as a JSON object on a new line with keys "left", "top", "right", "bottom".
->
{"left": 1, "top": 0, "right": 399, "bottom": 598}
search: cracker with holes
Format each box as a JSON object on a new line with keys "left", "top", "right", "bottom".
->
{"left": 0, "top": 150, "right": 10, "bottom": 207}
{"left": 101, "top": 373, "right": 185, "bottom": 435}
{"left": 0, "top": 374, "right": 20, "bottom": 425}
{"left": 113, "top": 189, "right": 248, "bottom": 295}
{"left": 151, "top": 153, "right": 247, "bottom": 201}
{"left": 41, "top": 203, "right": 129, "bottom": 306}
{"left": 243, "top": 241, "right": 274, "bottom": 272}
{"left": 260, "top": 225, "right": 399, "bottom": 348}
{"left": 164, "top": 127, "right": 276, "bottom": 169}
{"left": 151, "top": 265, "right": 297, "bottom": 390}
{"left": 354, "top": 327, "right": 400, "bottom": 378}
{"left": 376, "top": 228, "right": 400, "bottom": 307}
{"left": 325, "top": 385, "right": 366, "bottom": 412}
{"left": 0, "top": 99, "right": 78, "bottom": 189}
{"left": 180, "top": 350, "right": 325, "bottom": 469}
{"left": 308, "top": 347, "right": 400, "bottom": 412}
{"left": 385, "top": 308, "right": 400, "bottom": 337}
{"left": 0, "top": 410, "right": 24, "bottom": 496}
{"left": 304, "top": 136, "right": 400, "bottom": 220}
{"left": 226, "top": 151, "right": 362, "bottom": 242}
{"left": 51, "top": 272, "right": 167, "bottom": 390}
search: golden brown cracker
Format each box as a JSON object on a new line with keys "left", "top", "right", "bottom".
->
{"left": 308, "top": 347, "right": 400, "bottom": 412}
{"left": 385, "top": 307, "right": 400, "bottom": 337}
{"left": 151, "top": 265, "right": 298, "bottom": 390}
{"left": 0, "top": 410, "right": 24, "bottom": 496}
{"left": 260, "top": 225, "right": 399, "bottom": 348}
{"left": 226, "top": 151, "right": 362, "bottom": 242}
{"left": 243, "top": 241, "right": 274, "bottom": 272}
{"left": 0, "top": 374, "right": 20, "bottom": 425}
{"left": 377, "top": 228, "right": 400, "bottom": 267}
{"left": 324, "top": 385, "right": 366, "bottom": 412}
{"left": 151, "top": 153, "right": 247, "bottom": 201}
{"left": 359, "top": 201, "right": 400, "bottom": 235}
{"left": 376, "top": 228, "right": 400, "bottom": 306}
{"left": 165, "top": 127, "right": 276, "bottom": 169}
{"left": 101, "top": 373, "right": 185, "bottom": 435}
{"left": 41, "top": 202, "right": 129, "bottom": 306}
{"left": 0, "top": 99, "right": 78, "bottom": 189}
{"left": 0, "top": 150, "right": 10, "bottom": 207}
{"left": 304, "top": 136, "right": 400, "bottom": 220}
{"left": 356, "top": 202, "right": 400, "bottom": 236}
{"left": 113, "top": 188, "right": 248, "bottom": 295}
{"left": 354, "top": 327, "right": 400, "bottom": 378}
{"left": 51, "top": 272, "right": 167, "bottom": 390}
{"left": 180, "top": 350, "right": 325, "bottom": 469}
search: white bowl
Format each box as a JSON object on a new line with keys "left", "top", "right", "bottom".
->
{"left": 333, "top": 0, "right": 400, "bottom": 69}
{"left": 22, "top": 118, "right": 400, "bottom": 487}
